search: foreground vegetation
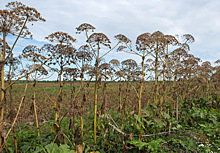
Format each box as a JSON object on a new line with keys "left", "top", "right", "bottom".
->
{"left": 0, "top": 1, "right": 219, "bottom": 152}
{"left": 1, "top": 82, "right": 220, "bottom": 152}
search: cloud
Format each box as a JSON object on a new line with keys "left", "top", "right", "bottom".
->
{"left": 1, "top": 0, "right": 219, "bottom": 65}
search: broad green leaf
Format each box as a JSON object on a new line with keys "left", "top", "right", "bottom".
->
{"left": 59, "top": 144, "right": 75, "bottom": 153}
{"left": 134, "top": 114, "right": 146, "bottom": 130}
{"left": 45, "top": 143, "right": 60, "bottom": 153}
{"left": 34, "top": 146, "right": 47, "bottom": 153}
{"left": 127, "top": 140, "right": 149, "bottom": 150}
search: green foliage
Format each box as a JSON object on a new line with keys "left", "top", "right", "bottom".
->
{"left": 34, "top": 143, "right": 75, "bottom": 153}
{"left": 3, "top": 96, "right": 219, "bottom": 152}
{"left": 5, "top": 129, "right": 56, "bottom": 152}
{"left": 127, "top": 139, "right": 165, "bottom": 151}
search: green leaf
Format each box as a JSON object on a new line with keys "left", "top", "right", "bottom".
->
{"left": 141, "top": 109, "right": 153, "bottom": 117}
{"left": 127, "top": 140, "right": 149, "bottom": 150}
{"left": 127, "top": 139, "right": 165, "bottom": 151}
{"left": 45, "top": 143, "right": 60, "bottom": 153}
{"left": 161, "top": 111, "right": 170, "bottom": 119}
{"left": 153, "top": 118, "right": 162, "bottom": 124}
{"left": 146, "top": 139, "right": 165, "bottom": 152}
{"left": 134, "top": 114, "right": 146, "bottom": 130}
{"left": 52, "top": 122, "right": 60, "bottom": 134}
{"left": 6, "top": 147, "right": 14, "bottom": 153}
{"left": 59, "top": 144, "right": 75, "bottom": 153}
{"left": 34, "top": 146, "right": 47, "bottom": 153}
{"left": 176, "top": 124, "right": 182, "bottom": 129}
{"left": 21, "top": 144, "right": 30, "bottom": 152}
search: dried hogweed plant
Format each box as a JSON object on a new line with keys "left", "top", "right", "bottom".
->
{"left": 76, "top": 23, "right": 121, "bottom": 144}
{"left": 4, "top": 54, "right": 20, "bottom": 152}
{"left": 99, "top": 62, "right": 114, "bottom": 117}
{"left": 109, "top": 59, "right": 123, "bottom": 111}
{"left": 21, "top": 45, "right": 48, "bottom": 136}
{"left": 0, "top": 1, "right": 45, "bottom": 147}
{"left": 44, "top": 32, "right": 76, "bottom": 124}
{"left": 75, "top": 45, "right": 93, "bottom": 144}
{"left": 121, "top": 59, "right": 139, "bottom": 116}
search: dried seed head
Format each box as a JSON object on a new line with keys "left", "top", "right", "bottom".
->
{"left": 76, "top": 23, "right": 95, "bottom": 33}
{"left": 32, "top": 64, "right": 48, "bottom": 75}
{"left": 214, "top": 59, "right": 220, "bottom": 64}
{"left": 164, "top": 35, "right": 179, "bottom": 46}
{"left": 45, "top": 32, "right": 76, "bottom": 45}
{"left": 136, "top": 33, "right": 151, "bottom": 51}
{"left": 121, "top": 59, "right": 137, "bottom": 69}
{"left": 1, "top": 1, "right": 45, "bottom": 38}
{"left": 182, "top": 34, "right": 195, "bottom": 43}
{"left": 109, "top": 59, "right": 120, "bottom": 67}
{"left": 6, "top": 1, "right": 46, "bottom": 22}
{"left": 79, "top": 44, "right": 90, "bottom": 51}
{"left": 116, "top": 45, "right": 127, "bottom": 52}
{"left": 0, "top": 38, "right": 11, "bottom": 53}
{"left": 99, "top": 63, "right": 110, "bottom": 70}
{"left": 22, "top": 45, "right": 46, "bottom": 62}
{"left": 76, "top": 51, "right": 92, "bottom": 62}
{"left": 114, "top": 34, "right": 131, "bottom": 44}
{"left": 87, "top": 33, "right": 111, "bottom": 49}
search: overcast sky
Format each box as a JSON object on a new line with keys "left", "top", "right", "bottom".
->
{"left": 1, "top": 0, "right": 220, "bottom": 65}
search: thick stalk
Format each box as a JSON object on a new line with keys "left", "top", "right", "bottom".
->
{"left": 9, "top": 86, "right": 13, "bottom": 117}
{"left": 160, "top": 45, "right": 168, "bottom": 118}
{"left": 80, "top": 61, "right": 84, "bottom": 144}
{"left": 10, "top": 89, "right": 17, "bottom": 153}
{"left": 33, "top": 71, "right": 40, "bottom": 136}
{"left": 55, "top": 55, "right": 63, "bottom": 123}
{"left": 172, "top": 55, "right": 180, "bottom": 117}
{"left": 154, "top": 43, "right": 159, "bottom": 104}
{"left": 3, "top": 64, "right": 34, "bottom": 148}
{"left": 102, "top": 81, "right": 107, "bottom": 117}
{"left": 124, "top": 80, "right": 129, "bottom": 115}
{"left": 102, "top": 69, "right": 107, "bottom": 118}
{"left": 138, "top": 53, "right": 145, "bottom": 118}
{"left": 55, "top": 71, "right": 63, "bottom": 123}
{"left": 13, "top": 127, "right": 17, "bottom": 153}
{"left": 119, "top": 77, "right": 122, "bottom": 112}
{"left": 5, "top": 16, "right": 28, "bottom": 61}
{"left": 206, "top": 81, "right": 210, "bottom": 102}
{"left": 94, "top": 42, "right": 100, "bottom": 145}
{"left": 70, "top": 81, "right": 76, "bottom": 131}
{"left": 176, "top": 97, "right": 178, "bottom": 122}
{"left": 0, "top": 31, "right": 6, "bottom": 147}
{"left": 7, "top": 55, "right": 17, "bottom": 152}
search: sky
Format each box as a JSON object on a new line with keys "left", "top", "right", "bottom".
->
{"left": 1, "top": 0, "right": 220, "bottom": 79}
